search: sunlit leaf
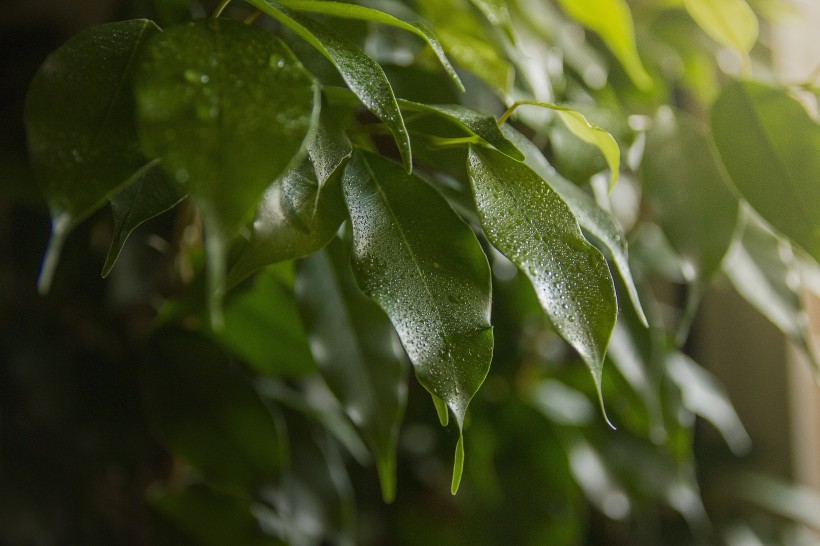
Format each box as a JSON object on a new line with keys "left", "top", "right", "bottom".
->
{"left": 554, "top": 0, "right": 652, "bottom": 89}
{"left": 683, "top": 0, "right": 758, "bottom": 55}
{"left": 102, "top": 160, "right": 186, "bottom": 277}
{"left": 296, "top": 238, "right": 408, "bottom": 502}
{"left": 274, "top": 0, "right": 464, "bottom": 91}
{"left": 134, "top": 18, "right": 318, "bottom": 327}
{"left": 467, "top": 145, "right": 617, "bottom": 418}
{"left": 24, "top": 19, "right": 161, "bottom": 292}
{"left": 342, "top": 150, "right": 493, "bottom": 487}
{"left": 249, "top": 0, "right": 411, "bottom": 172}
{"left": 711, "top": 80, "right": 820, "bottom": 264}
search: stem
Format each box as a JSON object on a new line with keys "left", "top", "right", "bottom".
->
{"left": 38, "top": 213, "right": 72, "bottom": 295}
{"left": 498, "top": 99, "right": 563, "bottom": 125}
{"left": 212, "top": 0, "right": 232, "bottom": 18}
{"left": 244, "top": 10, "right": 262, "bottom": 24}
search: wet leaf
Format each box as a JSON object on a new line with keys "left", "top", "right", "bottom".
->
{"left": 683, "top": 0, "right": 758, "bottom": 55}
{"left": 249, "top": 0, "right": 411, "bottom": 172}
{"left": 307, "top": 108, "right": 354, "bottom": 188}
{"left": 468, "top": 0, "right": 515, "bottom": 41}
{"left": 711, "top": 80, "right": 820, "bottom": 264}
{"left": 275, "top": 0, "right": 464, "bottom": 91}
{"left": 467, "top": 145, "right": 617, "bottom": 417}
{"left": 342, "top": 151, "right": 493, "bottom": 437}
{"left": 554, "top": 0, "right": 652, "bottom": 89}
{"left": 134, "top": 18, "right": 318, "bottom": 327}
{"left": 102, "top": 160, "right": 186, "bottom": 277}
{"left": 296, "top": 238, "right": 408, "bottom": 502}
{"left": 24, "top": 19, "right": 161, "bottom": 292}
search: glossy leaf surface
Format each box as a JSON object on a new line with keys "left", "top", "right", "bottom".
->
{"left": 342, "top": 151, "right": 493, "bottom": 432}
{"left": 296, "top": 238, "right": 408, "bottom": 502}
{"left": 554, "top": 0, "right": 652, "bottom": 89}
{"left": 249, "top": 0, "right": 411, "bottom": 172}
{"left": 467, "top": 145, "right": 617, "bottom": 408}
{"left": 711, "top": 80, "right": 820, "bottom": 264}
{"left": 134, "top": 18, "right": 317, "bottom": 326}
{"left": 683, "top": 0, "right": 758, "bottom": 55}
{"left": 103, "top": 160, "right": 186, "bottom": 277}
{"left": 24, "top": 19, "right": 161, "bottom": 291}
{"left": 642, "top": 109, "right": 738, "bottom": 286}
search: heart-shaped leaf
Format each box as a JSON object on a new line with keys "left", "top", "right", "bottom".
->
{"left": 467, "top": 145, "right": 617, "bottom": 419}
{"left": 249, "top": 0, "right": 411, "bottom": 172}
{"left": 24, "top": 19, "right": 161, "bottom": 292}
{"left": 342, "top": 150, "right": 493, "bottom": 492}
{"left": 133, "top": 18, "right": 318, "bottom": 327}
{"left": 103, "top": 160, "right": 186, "bottom": 277}
{"left": 711, "top": 80, "right": 820, "bottom": 264}
{"left": 296, "top": 238, "right": 408, "bottom": 502}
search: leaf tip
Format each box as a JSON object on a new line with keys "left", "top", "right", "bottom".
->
{"left": 450, "top": 433, "right": 465, "bottom": 495}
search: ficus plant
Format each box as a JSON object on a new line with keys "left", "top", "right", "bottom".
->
{"left": 18, "top": 0, "right": 820, "bottom": 543}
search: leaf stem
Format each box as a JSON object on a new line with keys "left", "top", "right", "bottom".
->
{"left": 212, "top": 0, "right": 233, "bottom": 18}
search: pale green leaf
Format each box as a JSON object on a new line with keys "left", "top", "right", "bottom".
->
{"left": 467, "top": 145, "right": 617, "bottom": 419}
{"left": 133, "top": 18, "right": 318, "bottom": 327}
{"left": 554, "top": 0, "right": 652, "bottom": 89}
{"left": 683, "top": 0, "right": 759, "bottom": 54}
{"left": 468, "top": 0, "right": 515, "bottom": 41}
{"left": 711, "top": 80, "right": 820, "bottom": 264}
{"left": 249, "top": 0, "right": 411, "bottom": 172}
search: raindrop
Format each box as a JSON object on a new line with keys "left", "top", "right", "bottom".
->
{"left": 175, "top": 169, "right": 190, "bottom": 183}
{"left": 71, "top": 149, "right": 82, "bottom": 163}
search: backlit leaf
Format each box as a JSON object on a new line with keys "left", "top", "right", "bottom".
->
{"left": 24, "top": 19, "right": 161, "bottom": 292}
{"left": 711, "top": 80, "right": 820, "bottom": 264}
{"left": 133, "top": 18, "right": 318, "bottom": 327}
{"left": 683, "top": 0, "right": 758, "bottom": 55}
{"left": 467, "top": 145, "right": 617, "bottom": 417}
{"left": 296, "top": 238, "right": 408, "bottom": 502}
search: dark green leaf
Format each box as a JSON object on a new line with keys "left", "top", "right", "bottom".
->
{"left": 248, "top": 0, "right": 411, "bottom": 172}
{"left": 467, "top": 145, "right": 617, "bottom": 417}
{"left": 342, "top": 151, "right": 493, "bottom": 435}
{"left": 102, "top": 160, "right": 186, "bottom": 277}
{"left": 307, "top": 108, "right": 354, "bottom": 188}
{"left": 143, "top": 329, "right": 283, "bottom": 490}
{"left": 24, "top": 19, "right": 161, "bottom": 292}
{"left": 134, "top": 18, "right": 318, "bottom": 327}
{"left": 711, "top": 80, "right": 820, "bottom": 264}
{"left": 296, "top": 238, "right": 408, "bottom": 502}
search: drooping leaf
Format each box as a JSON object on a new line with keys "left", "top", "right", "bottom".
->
{"left": 133, "top": 18, "right": 318, "bottom": 327}
{"left": 249, "top": 0, "right": 411, "bottom": 172}
{"left": 24, "top": 19, "right": 161, "bottom": 292}
{"left": 296, "top": 238, "right": 408, "bottom": 502}
{"left": 143, "top": 328, "right": 283, "bottom": 490}
{"left": 501, "top": 125, "right": 647, "bottom": 326}
{"left": 711, "top": 80, "right": 820, "bottom": 264}
{"left": 554, "top": 0, "right": 652, "bottom": 90}
{"left": 642, "top": 108, "right": 738, "bottom": 286}
{"left": 342, "top": 150, "right": 493, "bottom": 458}
{"left": 683, "top": 0, "right": 758, "bottom": 56}
{"left": 399, "top": 99, "right": 524, "bottom": 161}
{"left": 102, "top": 160, "right": 186, "bottom": 277}
{"left": 273, "top": 0, "right": 464, "bottom": 91}
{"left": 467, "top": 145, "right": 617, "bottom": 417}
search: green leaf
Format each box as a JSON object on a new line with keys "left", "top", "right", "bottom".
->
{"left": 296, "top": 238, "right": 408, "bottom": 502}
{"left": 399, "top": 100, "right": 524, "bottom": 161}
{"left": 273, "top": 0, "right": 464, "bottom": 91}
{"left": 248, "top": 0, "right": 411, "bottom": 172}
{"left": 683, "top": 0, "right": 758, "bottom": 56}
{"left": 554, "top": 0, "right": 652, "bottom": 90}
{"left": 102, "top": 160, "right": 186, "bottom": 277}
{"left": 468, "top": 0, "right": 515, "bottom": 41}
{"left": 342, "top": 150, "right": 493, "bottom": 434}
{"left": 134, "top": 18, "right": 318, "bottom": 328}
{"left": 143, "top": 329, "right": 283, "bottom": 490}
{"left": 642, "top": 108, "right": 739, "bottom": 286}
{"left": 502, "top": 126, "right": 647, "bottom": 326}
{"left": 451, "top": 432, "right": 465, "bottom": 495}
{"left": 467, "top": 145, "right": 617, "bottom": 418}
{"left": 307, "top": 107, "right": 355, "bottom": 188}
{"left": 24, "top": 19, "right": 161, "bottom": 293}
{"left": 711, "top": 80, "right": 820, "bottom": 264}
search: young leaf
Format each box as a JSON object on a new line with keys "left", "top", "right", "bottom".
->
{"left": 133, "top": 18, "right": 318, "bottom": 327}
{"left": 683, "top": 0, "right": 758, "bottom": 57}
{"left": 554, "top": 0, "right": 652, "bottom": 90}
{"left": 102, "top": 160, "right": 186, "bottom": 277}
{"left": 273, "top": 0, "right": 464, "bottom": 91}
{"left": 467, "top": 145, "right": 617, "bottom": 418}
{"left": 711, "top": 80, "right": 820, "bottom": 264}
{"left": 296, "top": 238, "right": 408, "bottom": 502}
{"left": 24, "top": 19, "right": 161, "bottom": 292}
{"left": 248, "top": 0, "right": 412, "bottom": 172}
{"left": 341, "top": 150, "right": 493, "bottom": 435}
{"left": 399, "top": 100, "right": 524, "bottom": 161}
